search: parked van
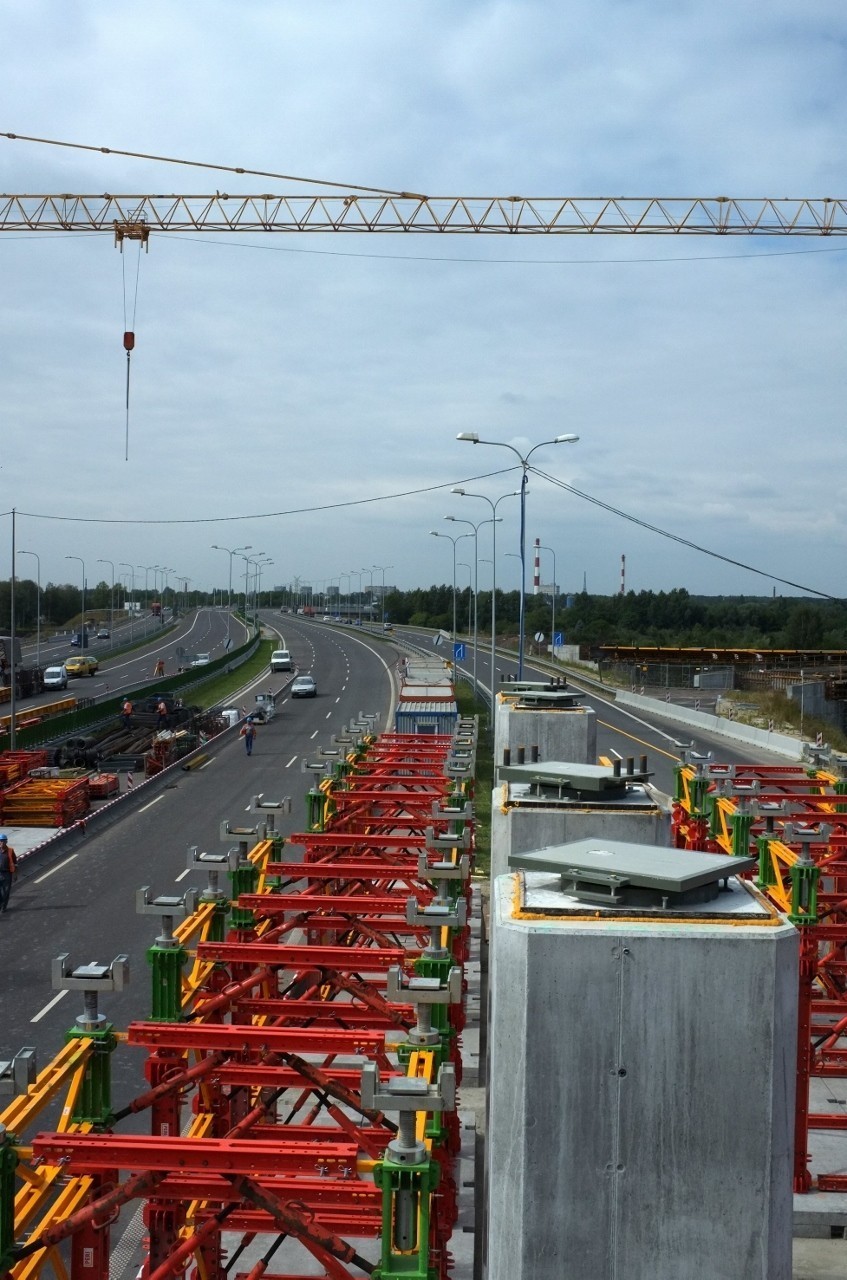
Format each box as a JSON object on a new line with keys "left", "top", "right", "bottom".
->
{"left": 270, "top": 648, "right": 292, "bottom": 671}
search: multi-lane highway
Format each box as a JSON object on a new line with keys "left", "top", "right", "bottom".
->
{"left": 0, "top": 614, "right": 395, "bottom": 1094}
{"left": 10, "top": 608, "right": 250, "bottom": 714}
{"left": 0, "top": 612, "right": 797, "bottom": 1081}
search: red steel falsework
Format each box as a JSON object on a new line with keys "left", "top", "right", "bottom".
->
{"left": 3, "top": 718, "right": 477, "bottom": 1280}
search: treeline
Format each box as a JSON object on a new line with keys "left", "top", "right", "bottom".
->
{"left": 382, "top": 585, "right": 847, "bottom": 649}
{"left": 0, "top": 580, "right": 193, "bottom": 632}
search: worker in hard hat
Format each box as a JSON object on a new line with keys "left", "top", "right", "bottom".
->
{"left": 0, "top": 835, "right": 18, "bottom": 913}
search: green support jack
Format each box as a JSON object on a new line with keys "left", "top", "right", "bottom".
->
{"left": 52, "top": 954, "right": 129, "bottom": 1128}
{"left": 361, "top": 1063, "right": 456, "bottom": 1280}
{"left": 229, "top": 858, "right": 259, "bottom": 932}
{"left": 137, "top": 887, "right": 197, "bottom": 1022}
{"left": 0, "top": 1123, "right": 19, "bottom": 1275}
{"left": 306, "top": 786, "right": 325, "bottom": 832}
{"left": 756, "top": 836, "right": 778, "bottom": 892}
{"left": 730, "top": 808, "right": 754, "bottom": 858}
{"left": 789, "top": 849, "right": 820, "bottom": 926}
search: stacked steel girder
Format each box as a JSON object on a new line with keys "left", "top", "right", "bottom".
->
{"left": 673, "top": 757, "right": 847, "bottom": 1192}
{"left": 0, "top": 718, "right": 477, "bottom": 1280}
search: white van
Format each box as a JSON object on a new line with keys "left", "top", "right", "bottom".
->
{"left": 43, "top": 664, "right": 69, "bottom": 690}
{"left": 270, "top": 648, "right": 292, "bottom": 671}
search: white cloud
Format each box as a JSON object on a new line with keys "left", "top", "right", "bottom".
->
{"left": 2, "top": 1, "right": 846, "bottom": 600}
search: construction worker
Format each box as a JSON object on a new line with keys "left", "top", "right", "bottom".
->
{"left": 120, "top": 698, "right": 133, "bottom": 728}
{"left": 240, "top": 717, "right": 256, "bottom": 757}
{"left": 0, "top": 835, "right": 18, "bottom": 913}
{"left": 153, "top": 658, "right": 166, "bottom": 678}
{"left": 156, "top": 698, "right": 169, "bottom": 730}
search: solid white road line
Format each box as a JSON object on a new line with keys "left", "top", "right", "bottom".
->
{"left": 31, "top": 990, "right": 68, "bottom": 1023}
{"left": 139, "top": 795, "right": 166, "bottom": 813}
{"left": 34, "top": 854, "right": 78, "bottom": 884}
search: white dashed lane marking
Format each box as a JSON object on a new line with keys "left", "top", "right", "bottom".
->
{"left": 34, "top": 854, "right": 78, "bottom": 884}
{"left": 31, "top": 990, "right": 68, "bottom": 1024}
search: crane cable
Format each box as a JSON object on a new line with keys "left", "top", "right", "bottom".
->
{"left": 121, "top": 243, "right": 142, "bottom": 460}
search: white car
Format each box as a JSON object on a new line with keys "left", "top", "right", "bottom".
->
{"left": 271, "top": 649, "right": 292, "bottom": 671}
{"left": 191, "top": 653, "right": 211, "bottom": 667}
{"left": 43, "top": 664, "right": 69, "bottom": 690}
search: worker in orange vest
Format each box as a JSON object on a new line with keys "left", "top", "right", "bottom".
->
{"left": 0, "top": 835, "right": 18, "bottom": 913}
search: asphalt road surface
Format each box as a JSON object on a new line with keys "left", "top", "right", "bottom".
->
{"left": 0, "top": 615, "right": 396, "bottom": 1099}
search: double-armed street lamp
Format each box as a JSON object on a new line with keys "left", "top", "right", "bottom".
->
{"left": 457, "top": 432, "right": 579, "bottom": 678}
{"left": 451, "top": 487, "right": 520, "bottom": 710}
{"left": 16, "top": 549, "right": 41, "bottom": 667}
{"left": 444, "top": 515, "right": 502, "bottom": 698}
{"left": 212, "top": 544, "right": 252, "bottom": 645}
{"left": 255, "top": 558, "right": 274, "bottom": 612}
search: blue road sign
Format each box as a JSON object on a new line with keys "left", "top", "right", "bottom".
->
{"left": 453, "top": 642, "right": 466, "bottom": 662}
{"left": 554, "top": 631, "right": 563, "bottom": 647}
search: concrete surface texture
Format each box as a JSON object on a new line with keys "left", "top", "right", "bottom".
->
{"left": 493, "top": 700, "right": 597, "bottom": 769}
{"left": 487, "top": 868, "right": 799, "bottom": 1280}
{"left": 489, "top": 783, "right": 669, "bottom": 880}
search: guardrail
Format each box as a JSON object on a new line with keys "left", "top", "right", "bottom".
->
{"left": 5, "top": 631, "right": 262, "bottom": 750}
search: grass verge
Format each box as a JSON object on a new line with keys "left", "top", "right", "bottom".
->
{"left": 190, "top": 639, "right": 276, "bottom": 711}
{"left": 455, "top": 681, "right": 493, "bottom": 878}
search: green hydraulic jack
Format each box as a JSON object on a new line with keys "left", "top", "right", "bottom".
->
{"left": 51, "top": 953, "right": 129, "bottom": 1126}
{"left": 0, "top": 1050, "right": 36, "bottom": 1274}
{"left": 187, "top": 845, "right": 232, "bottom": 942}
{"left": 221, "top": 819, "right": 266, "bottom": 932}
{"left": 361, "top": 1062, "right": 456, "bottom": 1280}
{"left": 388, "top": 965, "right": 462, "bottom": 1143}
{"left": 249, "top": 795, "right": 292, "bottom": 889}
{"left": 0, "top": 1121, "right": 18, "bottom": 1276}
{"left": 784, "top": 825, "right": 823, "bottom": 926}
{"left": 137, "top": 886, "right": 198, "bottom": 1022}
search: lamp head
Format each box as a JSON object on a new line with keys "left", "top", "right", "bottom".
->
{"left": 456, "top": 432, "right": 479, "bottom": 443}
{"left": 554, "top": 434, "right": 580, "bottom": 444}
{"left": 444, "top": 515, "right": 457, "bottom": 523}
{"left": 451, "top": 487, "right": 466, "bottom": 495}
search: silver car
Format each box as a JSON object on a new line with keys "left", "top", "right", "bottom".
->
{"left": 290, "top": 675, "right": 317, "bottom": 698}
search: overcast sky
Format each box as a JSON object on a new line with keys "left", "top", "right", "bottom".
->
{"left": 2, "top": 1, "right": 846, "bottom": 604}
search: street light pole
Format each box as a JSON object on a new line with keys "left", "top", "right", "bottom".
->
{"left": 538, "top": 543, "right": 557, "bottom": 661}
{"left": 65, "top": 555, "right": 86, "bottom": 647}
{"left": 349, "top": 570, "right": 363, "bottom": 625}
{"left": 457, "top": 432, "right": 578, "bottom": 678}
{"left": 430, "top": 530, "right": 472, "bottom": 682}
{"left": 373, "top": 564, "right": 393, "bottom": 628}
{"left": 361, "top": 568, "right": 375, "bottom": 625}
{"left": 451, "top": 488, "right": 520, "bottom": 709}
{"left": 211, "top": 544, "right": 251, "bottom": 646}
{"left": 97, "top": 558, "right": 115, "bottom": 649}
{"left": 16, "top": 549, "right": 41, "bottom": 668}
{"left": 120, "top": 563, "right": 136, "bottom": 640}
{"left": 256, "top": 559, "right": 273, "bottom": 612}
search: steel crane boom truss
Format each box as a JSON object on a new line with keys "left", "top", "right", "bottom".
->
{"left": 2, "top": 193, "right": 847, "bottom": 236}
